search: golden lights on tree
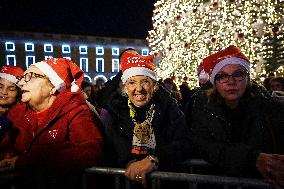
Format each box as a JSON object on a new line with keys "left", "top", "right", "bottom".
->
{"left": 147, "top": 0, "right": 284, "bottom": 87}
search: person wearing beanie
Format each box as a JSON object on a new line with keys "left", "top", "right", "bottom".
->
{"left": 0, "top": 65, "right": 24, "bottom": 116}
{"left": 190, "top": 45, "right": 284, "bottom": 187}
{"left": 99, "top": 49, "right": 193, "bottom": 187}
{"left": 0, "top": 58, "right": 103, "bottom": 189}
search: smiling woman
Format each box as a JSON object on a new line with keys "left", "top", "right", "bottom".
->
{"left": 99, "top": 49, "right": 193, "bottom": 188}
{"left": 0, "top": 65, "right": 23, "bottom": 116}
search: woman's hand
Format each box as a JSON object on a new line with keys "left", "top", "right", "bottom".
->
{"left": 270, "top": 154, "right": 284, "bottom": 189}
{"left": 0, "top": 156, "right": 18, "bottom": 172}
{"left": 125, "top": 157, "right": 157, "bottom": 187}
{"left": 256, "top": 153, "right": 284, "bottom": 189}
{"left": 256, "top": 153, "right": 273, "bottom": 181}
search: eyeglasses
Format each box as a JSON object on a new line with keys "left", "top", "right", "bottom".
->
{"left": 125, "top": 78, "right": 152, "bottom": 89}
{"left": 17, "top": 72, "right": 46, "bottom": 84}
{"left": 215, "top": 69, "right": 248, "bottom": 84}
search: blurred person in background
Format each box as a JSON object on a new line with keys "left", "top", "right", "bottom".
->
{"left": 163, "top": 77, "right": 181, "bottom": 102}
{"left": 270, "top": 77, "right": 284, "bottom": 104}
{"left": 270, "top": 77, "right": 284, "bottom": 93}
{"left": 262, "top": 72, "right": 275, "bottom": 91}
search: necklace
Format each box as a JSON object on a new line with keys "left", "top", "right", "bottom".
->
{"left": 128, "top": 99, "right": 156, "bottom": 155}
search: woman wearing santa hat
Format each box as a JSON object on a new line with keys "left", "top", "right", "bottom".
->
{"left": 0, "top": 58, "right": 103, "bottom": 189}
{"left": 0, "top": 65, "right": 23, "bottom": 116}
{"left": 0, "top": 65, "right": 24, "bottom": 143}
{"left": 98, "top": 49, "right": 193, "bottom": 187}
{"left": 190, "top": 45, "right": 284, "bottom": 187}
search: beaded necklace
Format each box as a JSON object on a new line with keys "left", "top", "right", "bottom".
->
{"left": 128, "top": 99, "right": 156, "bottom": 155}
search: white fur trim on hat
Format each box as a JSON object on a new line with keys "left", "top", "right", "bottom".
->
{"left": 33, "top": 61, "right": 66, "bottom": 92}
{"left": 121, "top": 67, "right": 157, "bottom": 83}
{"left": 210, "top": 57, "right": 250, "bottom": 84}
{"left": 71, "top": 82, "right": 79, "bottom": 92}
{"left": 198, "top": 70, "right": 209, "bottom": 81}
{"left": 0, "top": 73, "right": 18, "bottom": 85}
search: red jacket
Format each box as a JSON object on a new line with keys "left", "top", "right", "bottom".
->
{"left": 6, "top": 90, "right": 103, "bottom": 174}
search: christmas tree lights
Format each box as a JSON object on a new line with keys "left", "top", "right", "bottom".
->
{"left": 147, "top": 0, "right": 284, "bottom": 87}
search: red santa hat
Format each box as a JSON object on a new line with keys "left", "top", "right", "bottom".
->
{"left": 202, "top": 45, "right": 250, "bottom": 84}
{"left": 33, "top": 58, "right": 84, "bottom": 92}
{"left": 196, "top": 62, "right": 209, "bottom": 82}
{"left": 120, "top": 52, "right": 157, "bottom": 83}
{"left": 0, "top": 65, "right": 24, "bottom": 86}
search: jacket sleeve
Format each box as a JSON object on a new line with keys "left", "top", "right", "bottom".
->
{"left": 155, "top": 100, "right": 193, "bottom": 171}
{"left": 16, "top": 105, "right": 104, "bottom": 174}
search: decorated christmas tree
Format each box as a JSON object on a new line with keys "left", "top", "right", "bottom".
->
{"left": 147, "top": 0, "right": 284, "bottom": 87}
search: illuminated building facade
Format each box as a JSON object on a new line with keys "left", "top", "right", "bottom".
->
{"left": 0, "top": 31, "right": 150, "bottom": 83}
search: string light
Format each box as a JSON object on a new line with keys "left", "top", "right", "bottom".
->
{"left": 147, "top": 0, "right": 284, "bottom": 87}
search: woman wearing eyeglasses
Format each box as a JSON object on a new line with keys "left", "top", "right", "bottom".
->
{"left": 98, "top": 50, "right": 192, "bottom": 187}
{"left": 189, "top": 45, "right": 284, "bottom": 187}
{"left": 0, "top": 58, "right": 103, "bottom": 189}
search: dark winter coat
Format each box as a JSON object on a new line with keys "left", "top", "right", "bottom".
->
{"left": 3, "top": 90, "right": 103, "bottom": 189}
{"left": 99, "top": 76, "right": 192, "bottom": 171}
{"left": 189, "top": 83, "right": 284, "bottom": 178}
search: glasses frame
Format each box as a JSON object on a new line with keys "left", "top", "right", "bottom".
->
{"left": 215, "top": 69, "right": 249, "bottom": 84}
{"left": 17, "top": 72, "right": 46, "bottom": 84}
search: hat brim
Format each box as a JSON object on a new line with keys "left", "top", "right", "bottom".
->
{"left": 33, "top": 61, "right": 66, "bottom": 92}
{"left": 210, "top": 57, "right": 250, "bottom": 84}
{"left": 121, "top": 67, "right": 157, "bottom": 83}
{"left": 0, "top": 73, "right": 19, "bottom": 86}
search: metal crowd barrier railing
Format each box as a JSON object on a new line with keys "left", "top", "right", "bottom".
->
{"left": 84, "top": 166, "right": 273, "bottom": 189}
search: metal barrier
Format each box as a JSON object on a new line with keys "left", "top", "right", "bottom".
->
{"left": 181, "top": 159, "right": 212, "bottom": 173}
{"left": 84, "top": 166, "right": 273, "bottom": 189}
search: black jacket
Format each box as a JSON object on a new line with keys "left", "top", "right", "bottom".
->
{"left": 189, "top": 84, "right": 284, "bottom": 177}
{"left": 99, "top": 75, "right": 193, "bottom": 171}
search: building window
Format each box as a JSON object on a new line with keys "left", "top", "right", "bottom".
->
{"left": 96, "top": 47, "right": 104, "bottom": 55}
{"left": 44, "top": 44, "right": 53, "bottom": 52}
{"left": 62, "top": 45, "right": 71, "bottom": 53}
{"left": 6, "top": 55, "right": 16, "bottom": 66}
{"left": 80, "top": 58, "right": 88, "bottom": 72}
{"left": 5, "top": 42, "right": 15, "bottom": 51}
{"left": 79, "top": 46, "right": 88, "bottom": 54}
{"left": 63, "top": 57, "right": 71, "bottom": 60}
{"left": 84, "top": 75, "right": 92, "bottom": 83}
{"left": 45, "top": 56, "right": 53, "bottom": 60}
{"left": 112, "top": 48, "right": 119, "bottom": 56}
{"left": 25, "top": 43, "right": 34, "bottom": 52}
{"left": 96, "top": 58, "right": 104, "bottom": 72}
{"left": 142, "top": 49, "right": 149, "bottom": 56}
{"left": 112, "top": 59, "right": 120, "bottom": 72}
{"left": 26, "top": 56, "right": 35, "bottom": 68}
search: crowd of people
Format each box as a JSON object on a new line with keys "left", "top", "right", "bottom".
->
{"left": 0, "top": 45, "right": 283, "bottom": 189}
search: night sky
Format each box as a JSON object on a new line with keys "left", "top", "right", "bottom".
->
{"left": 0, "top": 0, "right": 156, "bottom": 39}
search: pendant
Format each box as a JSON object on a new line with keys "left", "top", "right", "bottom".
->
{"left": 134, "top": 123, "right": 151, "bottom": 144}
